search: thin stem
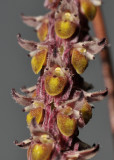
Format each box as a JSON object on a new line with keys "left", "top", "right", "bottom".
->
{"left": 92, "top": 7, "right": 114, "bottom": 141}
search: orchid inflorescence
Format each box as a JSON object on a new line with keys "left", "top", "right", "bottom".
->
{"left": 12, "top": 0, "right": 108, "bottom": 159}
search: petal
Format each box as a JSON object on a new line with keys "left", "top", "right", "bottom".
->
{"left": 80, "top": 101, "right": 92, "bottom": 124}
{"left": 80, "top": 0, "right": 97, "bottom": 21}
{"left": 65, "top": 144, "right": 99, "bottom": 159}
{"left": 45, "top": 74, "right": 67, "bottom": 96}
{"left": 71, "top": 49, "right": 88, "bottom": 74}
{"left": 20, "top": 86, "right": 37, "bottom": 102}
{"left": 61, "top": 90, "right": 84, "bottom": 107}
{"left": 44, "top": 0, "right": 60, "bottom": 9}
{"left": 57, "top": 113, "right": 77, "bottom": 137}
{"left": 60, "top": 106, "right": 73, "bottom": 116}
{"left": 11, "top": 89, "right": 33, "bottom": 106}
{"left": 55, "top": 0, "right": 79, "bottom": 24}
{"left": 17, "top": 34, "right": 38, "bottom": 51}
{"left": 26, "top": 107, "right": 44, "bottom": 125}
{"left": 14, "top": 138, "right": 32, "bottom": 149}
{"left": 84, "top": 38, "right": 107, "bottom": 55}
{"left": 31, "top": 49, "right": 47, "bottom": 74}
{"left": 23, "top": 105, "right": 33, "bottom": 112}
{"left": 37, "top": 22, "right": 48, "bottom": 41}
{"left": 45, "top": 67, "right": 68, "bottom": 96}
{"left": 23, "top": 101, "right": 44, "bottom": 112}
{"left": 21, "top": 85, "right": 36, "bottom": 94}
{"left": 73, "top": 38, "right": 107, "bottom": 60}
{"left": 21, "top": 14, "right": 44, "bottom": 28}
{"left": 84, "top": 88, "right": 108, "bottom": 102}
{"left": 29, "top": 118, "right": 48, "bottom": 137}
{"left": 55, "top": 20, "right": 77, "bottom": 39}
{"left": 30, "top": 143, "right": 53, "bottom": 160}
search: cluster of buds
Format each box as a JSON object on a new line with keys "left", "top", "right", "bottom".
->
{"left": 12, "top": 0, "right": 108, "bottom": 159}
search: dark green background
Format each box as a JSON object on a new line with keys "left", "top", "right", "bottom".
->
{"left": 0, "top": 0, "right": 114, "bottom": 159}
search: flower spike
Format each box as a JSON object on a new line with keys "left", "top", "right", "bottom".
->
{"left": 12, "top": 0, "right": 108, "bottom": 159}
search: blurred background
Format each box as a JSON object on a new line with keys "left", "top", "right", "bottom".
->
{"left": 0, "top": 0, "right": 114, "bottom": 159}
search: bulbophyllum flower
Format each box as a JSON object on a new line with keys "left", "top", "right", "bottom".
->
{"left": 57, "top": 88, "right": 107, "bottom": 128}
{"left": 17, "top": 34, "right": 49, "bottom": 74}
{"left": 21, "top": 14, "right": 50, "bottom": 41}
{"left": 70, "top": 38, "right": 107, "bottom": 74}
{"left": 54, "top": 0, "right": 79, "bottom": 39}
{"left": 12, "top": 0, "right": 108, "bottom": 159}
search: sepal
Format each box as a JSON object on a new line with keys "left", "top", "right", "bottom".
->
{"left": 64, "top": 144, "right": 99, "bottom": 160}
{"left": 72, "top": 38, "right": 107, "bottom": 60}
{"left": 11, "top": 89, "right": 33, "bottom": 106}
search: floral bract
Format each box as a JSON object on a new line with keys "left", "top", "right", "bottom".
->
{"left": 12, "top": 0, "right": 108, "bottom": 160}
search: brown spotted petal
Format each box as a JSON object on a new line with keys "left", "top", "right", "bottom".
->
{"left": 73, "top": 38, "right": 107, "bottom": 60}
{"left": 11, "top": 89, "right": 33, "bottom": 106}
{"left": 14, "top": 138, "right": 32, "bottom": 149}
{"left": 21, "top": 14, "right": 44, "bottom": 28}
{"left": 65, "top": 144, "right": 99, "bottom": 160}
{"left": 84, "top": 88, "right": 108, "bottom": 102}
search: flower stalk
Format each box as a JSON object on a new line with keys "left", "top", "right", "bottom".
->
{"left": 93, "top": 7, "right": 114, "bottom": 139}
